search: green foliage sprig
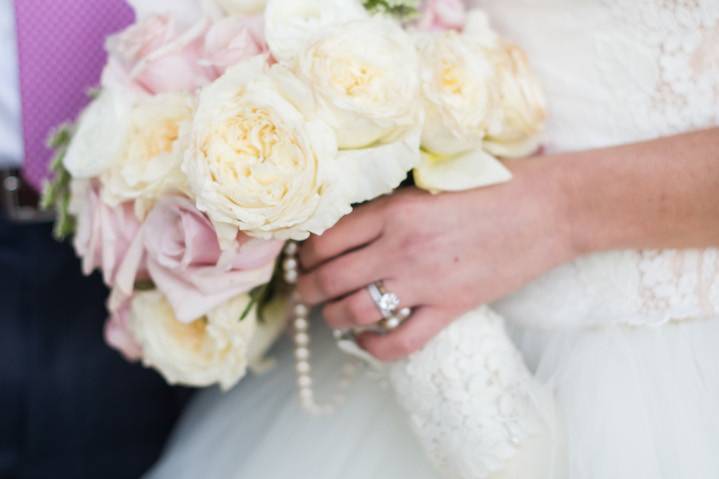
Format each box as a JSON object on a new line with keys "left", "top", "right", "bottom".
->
{"left": 363, "top": 0, "right": 422, "bottom": 19}
{"left": 40, "top": 123, "right": 76, "bottom": 240}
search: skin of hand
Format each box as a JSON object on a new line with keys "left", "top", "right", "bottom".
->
{"left": 297, "top": 128, "right": 719, "bottom": 361}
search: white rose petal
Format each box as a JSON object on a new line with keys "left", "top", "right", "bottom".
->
{"left": 413, "top": 148, "right": 511, "bottom": 194}
{"left": 265, "top": 0, "right": 367, "bottom": 66}
{"left": 416, "top": 29, "right": 497, "bottom": 156}
{"left": 298, "top": 18, "right": 422, "bottom": 149}
{"left": 214, "top": 0, "right": 267, "bottom": 15}
{"left": 335, "top": 128, "right": 422, "bottom": 205}
{"left": 64, "top": 89, "right": 132, "bottom": 179}
{"left": 129, "top": 290, "right": 258, "bottom": 391}
{"left": 100, "top": 92, "right": 194, "bottom": 217}
{"left": 184, "top": 56, "right": 349, "bottom": 243}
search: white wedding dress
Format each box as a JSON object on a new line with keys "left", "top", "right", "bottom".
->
{"left": 147, "top": 1, "right": 719, "bottom": 478}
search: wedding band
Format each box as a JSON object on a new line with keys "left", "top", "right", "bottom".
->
{"left": 367, "top": 281, "right": 401, "bottom": 320}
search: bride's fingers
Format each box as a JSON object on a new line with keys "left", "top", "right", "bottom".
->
{"left": 299, "top": 201, "right": 384, "bottom": 271}
{"left": 321, "top": 279, "right": 421, "bottom": 330}
{"left": 356, "top": 308, "right": 452, "bottom": 362}
{"left": 297, "top": 243, "right": 386, "bottom": 305}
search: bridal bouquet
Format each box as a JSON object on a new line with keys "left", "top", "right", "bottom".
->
{"left": 44, "top": 0, "right": 554, "bottom": 476}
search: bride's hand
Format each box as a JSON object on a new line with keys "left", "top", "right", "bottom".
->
{"left": 297, "top": 158, "right": 577, "bottom": 361}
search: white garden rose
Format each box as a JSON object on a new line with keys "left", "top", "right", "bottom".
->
{"left": 100, "top": 92, "right": 194, "bottom": 217}
{"left": 128, "top": 290, "right": 259, "bottom": 390}
{"left": 184, "top": 56, "right": 348, "bottom": 243}
{"left": 416, "top": 28, "right": 498, "bottom": 156}
{"left": 214, "top": 0, "right": 266, "bottom": 15}
{"left": 265, "top": 0, "right": 367, "bottom": 66}
{"left": 412, "top": 10, "right": 540, "bottom": 193}
{"left": 297, "top": 18, "right": 422, "bottom": 149}
{"left": 483, "top": 44, "right": 546, "bottom": 158}
{"left": 64, "top": 89, "right": 132, "bottom": 178}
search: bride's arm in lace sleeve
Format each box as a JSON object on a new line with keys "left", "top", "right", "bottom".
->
{"left": 563, "top": 127, "right": 719, "bottom": 255}
{"left": 296, "top": 127, "right": 719, "bottom": 360}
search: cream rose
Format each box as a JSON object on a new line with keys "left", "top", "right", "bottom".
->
{"left": 128, "top": 290, "right": 259, "bottom": 390}
{"left": 265, "top": 0, "right": 367, "bottom": 66}
{"left": 214, "top": 0, "right": 267, "bottom": 15}
{"left": 64, "top": 89, "right": 132, "bottom": 179}
{"left": 483, "top": 44, "right": 546, "bottom": 158}
{"left": 100, "top": 92, "right": 194, "bottom": 217}
{"left": 416, "top": 29, "right": 498, "bottom": 156}
{"left": 413, "top": 11, "right": 529, "bottom": 192}
{"left": 297, "top": 18, "right": 422, "bottom": 149}
{"left": 184, "top": 56, "right": 347, "bottom": 243}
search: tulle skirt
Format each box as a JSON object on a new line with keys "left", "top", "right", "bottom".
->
{"left": 147, "top": 315, "right": 719, "bottom": 479}
{"left": 510, "top": 316, "right": 719, "bottom": 479}
{"left": 145, "top": 322, "right": 440, "bottom": 479}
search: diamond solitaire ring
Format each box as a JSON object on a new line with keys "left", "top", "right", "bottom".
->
{"left": 367, "top": 281, "right": 411, "bottom": 331}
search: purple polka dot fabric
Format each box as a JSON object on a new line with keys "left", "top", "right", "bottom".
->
{"left": 14, "top": 0, "right": 135, "bottom": 190}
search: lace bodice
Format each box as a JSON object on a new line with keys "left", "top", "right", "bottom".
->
{"left": 470, "top": 0, "right": 719, "bottom": 328}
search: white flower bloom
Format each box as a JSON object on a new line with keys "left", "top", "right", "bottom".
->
{"left": 264, "top": 0, "right": 367, "bottom": 66}
{"left": 483, "top": 44, "right": 546, "bottom": 158}
{"left": 297, "top": 18, "right": 422, "bottom": 149}
{"left": 100, "top": 92, "right": 194, "bottom": 216}
{"left": 413, "top": 10, "right": 545, "bottom": 193}
{"left": 64, "top": 89, "right": 132, "bottom": 179}
{"left": 214, "top": 0, "right": 267, "bottom": 15}
{"left": 184, "top": 56, "right": 348, "bottom": 243}
{"left": 128, "top": 290, "right": 259, "bottom": 391}
{"left": 416, "top": 28, "right": 498, "bottom": 156}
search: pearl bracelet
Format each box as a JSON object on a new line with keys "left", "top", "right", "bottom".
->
{"left": 282, "top": 241, "right": 359, "bottom": 416}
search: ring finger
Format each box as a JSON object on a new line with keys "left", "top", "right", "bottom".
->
{"left": 322, "top": 279, "right": 423, "bottom": 330}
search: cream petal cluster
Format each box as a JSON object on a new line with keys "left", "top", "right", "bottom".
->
{"left": 64, "top": 89, "right": 132, "bottom": 179}
{"left": 413, "top": 10, "right": 545, "bottom": 192}
{"left": 264, "top": 0, "right": 367, "bottom": 66}
{"left": 214, "top": 0, "right": 267, "bottom": 15}
{"left": 416, "top": 28, "right": 498, "bottom": 156}
{"left": 483, "top": 44, "right": 546, "bottom": 158}
{"left": 100, "top": 92, "right": 194, "bottom": 217}
{"left": 128, "top": 291, "right": 259, "bottom": 390}
{"left": 297, "top": 18, "right": 422, "bottom": 149}
{"left": 184, "top": 56, "right": 348, "bottom": 243}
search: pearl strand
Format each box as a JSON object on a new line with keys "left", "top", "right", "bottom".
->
{"left": 282, "top": 241, "right": 359, "bottom": 416}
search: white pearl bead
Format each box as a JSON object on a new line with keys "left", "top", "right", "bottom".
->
{"left": 293, "top": 304, "right": 309, "bottom": 317}
{"left": 284, "top": 242, "right": 298, "bottom": 256}
{"left": 295, "top": 332, "right": 309, "bottom": 346}
{"left": 398, "top": 307, "right": 412, "bottom": 319}
{"left": 283, "top": 258, "right": 298, "bottom": 271}
{"left": 296, "top": 361, "right": 311, "bottom": 374}
{"left": 294, "top": 317, "right": 308, "bottom": 331}
{"left": 295, "top": 347, "right": 310, "bottom": 360}
{"left": 298, "top": 375, "right": 312, "bottom": 388}
{"left": 384, "top": 317, "right": 402, "bottom": 330}
{"left": 284, "top": 270, "right": 298, "bottom": 284}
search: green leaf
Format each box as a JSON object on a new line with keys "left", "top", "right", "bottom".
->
{"left": 41, "top": 123, "right": 76, "bottom": 240}
{"left": 363, "top": 0, "right": 421, "bottom": 18}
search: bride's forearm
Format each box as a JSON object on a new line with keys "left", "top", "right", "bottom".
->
{"left": 541, "top": 128, "right": 719, "bottom": 255}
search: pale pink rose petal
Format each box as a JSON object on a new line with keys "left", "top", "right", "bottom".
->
{"left": 417, "top": 0, "right": 467, "bottom": 32}
{"left": 105, "top": 15, "right": 216, "bottom": 94}
{"left": 202, "top": 15, "right": 267, "bottom": 75}
{"left": 72, "top": 181, "right": 141, "bottom": 287}
{"left": 115, "top": 196, "right": 283, "bottom": 322}
{"left": 105, "top": 299, "right": 143, "bottom": 361}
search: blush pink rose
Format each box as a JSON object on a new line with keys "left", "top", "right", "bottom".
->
{"left": 70, "top": 180, "right": 141, "bottom": 286}
{"left": 202, "top": 15, "right": 267, "bottom": 76}
{"left": 116, "top": 196, "right": 283, "bottom": 322}
{"left": 105, "top": 298, "right": 143, "bottom": 361}
{"left": 104, "top": 15, "right": 215, "bottom": 94}
{"left": 417, "top": 0, "right": 467, "bottom": 32}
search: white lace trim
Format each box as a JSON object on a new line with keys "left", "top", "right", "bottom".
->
{"left": 389, "top": 307, "right": 552, "bottom": 478}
